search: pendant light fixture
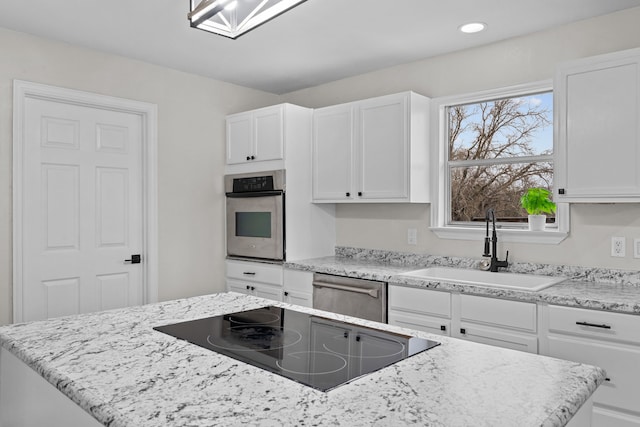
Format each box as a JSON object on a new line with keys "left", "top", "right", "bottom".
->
{"left": 188, "top": 0, "right": 308, "bottom": 39}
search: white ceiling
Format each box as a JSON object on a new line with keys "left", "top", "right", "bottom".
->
{"left": 1, "top": 0, "right": 639, "bottom": 94}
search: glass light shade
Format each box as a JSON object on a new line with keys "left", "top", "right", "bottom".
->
{"left": 189, "top": 0, "right": 307, "bottom": 39}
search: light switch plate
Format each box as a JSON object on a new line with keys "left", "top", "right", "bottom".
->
{"left": 407, "top": 228, "right": 418, "bottom": 245}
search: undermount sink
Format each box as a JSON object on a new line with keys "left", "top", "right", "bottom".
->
{"left": 398, "top": 267, "right": 566, "bottom": 291}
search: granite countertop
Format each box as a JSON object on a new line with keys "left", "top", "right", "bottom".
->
{"left": 0, "top": 292, "right": 604, "bottom": 427}
{"left": 285, "top": 254, "right": 640, "bottom": 315}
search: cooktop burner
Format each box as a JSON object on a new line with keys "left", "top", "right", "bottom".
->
{"left": 153, "top": 306, "right": 440, "bottom": 391}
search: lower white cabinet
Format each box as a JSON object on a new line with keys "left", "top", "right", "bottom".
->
{"left": 388, "top": 286, "right": 539, "bottom": 353}
{"left": 227, "top": 279, "right": 283, "bottom": 301}
{"left": 388, "top": 285, "right": 451, "bottom": 336}
{"left": 310, "top": 317, "right": 408, "bottom": 380}
{"left": 283, "top": 269, "right": 313, "bottom": 307}
{"left": 226, "top": 260, "right": 284, "bottom": 303}
{"left": 225, "top": 261, "right": 313, "bottom": 307}
{"left": 452, "top": 294, "right": 538, "bottom": 354}
{"left": 540, "top": 304, "right": 640, "bottom": 427}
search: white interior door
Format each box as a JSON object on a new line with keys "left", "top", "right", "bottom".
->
{"left": 16, "top": 87, "right": 151, "bottom": 322}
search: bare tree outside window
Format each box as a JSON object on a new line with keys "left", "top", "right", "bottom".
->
{"left": 447, "top": 92, "right": 553, "bottom": 224}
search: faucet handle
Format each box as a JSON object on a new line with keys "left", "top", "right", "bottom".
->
{"left": 505, "top": 250, "right": 509, "bottom": 263}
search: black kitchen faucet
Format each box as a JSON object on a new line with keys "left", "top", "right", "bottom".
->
{"left": 483, "top": 208, "right": 509, "bottom": 272}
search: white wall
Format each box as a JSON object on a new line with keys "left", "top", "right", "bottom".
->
{"left": 283, "top": 7, "right": 640, "bottom": 270}
{"left": 0, "top": 27, "right": 280, "bottom": 325}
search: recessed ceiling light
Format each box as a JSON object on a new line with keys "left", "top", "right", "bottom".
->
{"left": 459, "top": 22, "right": 487, "bottom": 34}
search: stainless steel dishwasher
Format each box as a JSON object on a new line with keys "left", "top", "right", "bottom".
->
{"left": 312, "top": 273, "right": 387, "bottom": 323}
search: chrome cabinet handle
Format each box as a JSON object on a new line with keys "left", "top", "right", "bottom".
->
{"left": 576, "top": 321, "right": 611, "bottom": 329}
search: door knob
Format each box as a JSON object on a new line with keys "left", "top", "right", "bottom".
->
{"left": 124, "top": 254, "right": 141, "bottom": 264}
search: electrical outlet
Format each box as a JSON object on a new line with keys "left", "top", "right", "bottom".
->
{"left": 634, "top": 238, "right": 640, "bottom": 259}
{"left": 611, "top": 236, "right": 626, "bottom": 257}
{"left": 407, "top": 228, "right": 418, "bottom": 245}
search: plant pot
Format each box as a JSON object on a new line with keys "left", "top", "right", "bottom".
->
{"left": 528, "top": 215, "right": 547, "bottom": 231}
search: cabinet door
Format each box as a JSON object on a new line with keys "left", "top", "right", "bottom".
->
{"left": 388, "top": 311, "right": 450, "bottom": 336}
{"left": 556, "top": 49, "right": 640, "bottom": 201}
{"left": 253, "top": 283, "right": 283, "bottom": 301}
{"left": 456, "top": 323, "right": 538, "bottom": 353}
{"left": 309, "top": 320, "right": 351, "bottom": 387}
{"left": 357, "top": 94, "right": 409, "bottom": 200}
{"left": 352, "top": 330, "right": 408, "bottom": 377}
{"left": 227, "top": 279, "right": 253, "bottom": 295}
{"left": 253, "top": 106, "right": 283, "bottom": 162}
{"left": 283, "top": 290, "right": 312, "bottom": 307}
{"left": 226, "top": 113, "right": 253, "bottom": 164}
{"left": 312, "top": 104, "right": 355, "bottom": 201}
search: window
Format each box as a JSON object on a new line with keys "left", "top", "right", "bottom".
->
{"left": 431, "top": 81, "right": 568, "bottom": 243}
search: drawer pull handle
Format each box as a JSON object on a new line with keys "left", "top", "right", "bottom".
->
{"left": 575, "top": 321, "right": 611, "bottom": 329}
{"left": 605, "top": 378, "right": 611, "bottom": 382}
{"left": 243, "top": 272, "right": 256, "bottom": 276}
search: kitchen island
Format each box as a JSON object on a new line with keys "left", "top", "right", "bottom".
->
{"left": 0, "top": 292, "right": 604, "bottom": 426}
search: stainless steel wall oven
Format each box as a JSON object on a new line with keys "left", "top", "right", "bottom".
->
{"left": 225, "top": 170, "right": 285, "bottom": 262}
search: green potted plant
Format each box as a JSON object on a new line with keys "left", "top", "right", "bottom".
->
{"left": 520, "top": 188, "right": 556, "bottom": 231}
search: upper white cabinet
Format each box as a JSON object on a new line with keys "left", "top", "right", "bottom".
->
{"left": 312, "top": 92, "right": 430, "bottom": 203}
{"left": 312, "top": 104, "right": 355, "bottom": 200}
{"left": 226, "top": 104, "right": 284, "bottom": 165}
{"left": 555, "top": 48, "right": 640, "bottom": 202}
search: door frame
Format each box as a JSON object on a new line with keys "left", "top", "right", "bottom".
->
{"left": 12, "top": 80, "right": 159, "bottom": 323}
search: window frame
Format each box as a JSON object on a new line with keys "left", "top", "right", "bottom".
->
{"left": 429, "top": 80, "right": 569, "bottom": 244}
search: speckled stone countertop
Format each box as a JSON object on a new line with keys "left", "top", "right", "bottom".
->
{"left": 0, "top": 292, "right": 604, "bottom": 427}
{"left": 285, "top": 247, "right": 640, "bottom": 315}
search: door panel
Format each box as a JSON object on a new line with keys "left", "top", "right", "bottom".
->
{"left": 96, "top": 167, "right": 128, "bottom": 247}
{"left": 42, "top": 164, "right": 79, "bottom": 250}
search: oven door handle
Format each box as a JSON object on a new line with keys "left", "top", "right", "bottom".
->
{"left": 225, "top": 190, "right": 283, "bottom": 198}
{"left": 312, "top": 281, "right": 379, "bottom": 298}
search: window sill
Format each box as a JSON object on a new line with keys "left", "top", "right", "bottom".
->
{"left": 430, "top": 226, "right": 568, "bottom": 245}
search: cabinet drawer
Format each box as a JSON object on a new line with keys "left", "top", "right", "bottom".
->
{"left": 388, "top": 311, "right": 450, "bottom": 336}
{"left": 460, "top": 295, "right": 536, "bottom": 333}
{"left": 547, "top": 305, "right": 640, "bottom": 344}
{"left": 548, "top": 335, "right": 640, "bottom": 414}
{"left": 389, "top": 285, "right": 451, "bottom": 318}
{"left": 458, "top": 323, "right": 538, "bottom": 353}
{"left": 226, "top": 260, "right": 283, "bottom": 285}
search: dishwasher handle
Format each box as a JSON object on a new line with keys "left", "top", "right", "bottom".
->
{"left": 312, "top": 281, "right": 379, "bottom": 298}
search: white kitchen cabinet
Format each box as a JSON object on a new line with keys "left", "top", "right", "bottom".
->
{"left": 555, "top": 48, "right": 640, "bottom": 202}
{"left": 312, "top": 92, "right": 430, "bottom": 203}
{"left": 227, "top": 279, "right": 283, "bottom": 301}
{"left": 388, "top": 285, "right": 451, "bottom": 336}
{"left": 226, "top": 104, "right": 284, "bottom": 165}
{"left": 452, "top": 294, "right": 538, "bottom": 353}
{"left": 540, "top": 304, "right": 640, "bottom": 426}
{"left": 226, "top": 259, "right": 283, "bottom": 302}
{"left": 312, "top": 104, "right": 355, "bottom": 200}
{"left": 310, "top": 317, "right": 408, "bottom": 379}
{"left": 283, "top": 268, "right": 313, "bottom": 307}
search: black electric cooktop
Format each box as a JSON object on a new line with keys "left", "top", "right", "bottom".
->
{"left": 153, "top": 306, "right": 440, "bottom": 392}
